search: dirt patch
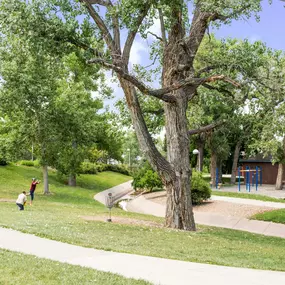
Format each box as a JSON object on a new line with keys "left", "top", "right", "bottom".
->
{"left": 144, "top": 191, "right": 274, "bottom": 218}
{"left": 81, "top": 215, "right": 163, "bottom": 228}
{"left": 193, "top": 200, "right": 274, "bottom": 218}
{"left": 0, "top": 198, "right": 15, "bottom": 203}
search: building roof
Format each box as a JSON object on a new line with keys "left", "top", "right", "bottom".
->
{"left": 239, "top": 154, "right": 272, "bottom": 163}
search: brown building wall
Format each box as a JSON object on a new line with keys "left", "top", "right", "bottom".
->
{"left": 239, "top": 162, "right": 280, "bottom": 185}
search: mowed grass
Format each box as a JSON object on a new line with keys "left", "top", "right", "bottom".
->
{"left": 212, "top": 191, "right": 285, "bottom": 203}
{"left": 253, "top": 209, "right": 285, "bottom": 224}
{"left": 0, "top": 249, "right": 151, "bottom": 285}
{"left": 1, "top": 165, "right": 285, "bottom": 272}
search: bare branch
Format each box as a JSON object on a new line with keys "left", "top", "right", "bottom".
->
{"left": 67, "top": 37, "right": 104, "bottom": 58}
{"left": 87, "top": 0, "right": 110, "bottom": 6}
{"left": 204, "top": 75, "right": 240, "bottom": 88}
{"left": 188, "top": 121, "right": 225, "bottom": 136}
{"left": 144, "top": 53, "right": 159, "bottom": 69}
{"left": 158, "top": 8, "right": 167, "bottom": 45}
{"left": 88, "top": 58, "right": 177, "bottom": 102}
{"left": 146, "top": 31, "right": 163, "bottom": 42}
{"left": 80, "top": 0, "right": 116, "bottom": 53}
{"left": 89, "top": 58, "right": 240, "bottom": 101}
{"left": 122, "top": 3, "right": 151, "bottom": 65}
{"left": 202, "top": 83, "right": 234, "bottom": 97}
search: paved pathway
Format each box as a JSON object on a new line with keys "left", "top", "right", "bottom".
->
{"left": 1, "top": 227, "right": 285, "bottom": 285}
{"left": 127, "top": 196, "right": 285, "bottom": 238}
{"left": 94, "top": 180, "right": 133, "bottom": 205}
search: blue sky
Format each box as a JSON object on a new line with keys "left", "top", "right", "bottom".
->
{"left": 214, "top": 0, "right": 285, "bottom": 50}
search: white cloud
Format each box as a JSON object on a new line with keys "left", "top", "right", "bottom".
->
{"left": 248, "top": 34, "right": 262, "bottom": 43}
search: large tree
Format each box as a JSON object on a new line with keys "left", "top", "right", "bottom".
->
{"left": 0, "top": 0, "right": 267, "bottom": 230}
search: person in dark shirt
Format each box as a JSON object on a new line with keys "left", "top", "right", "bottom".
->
{"left": 29, "top": 178, "right": 40, "bottom": 205}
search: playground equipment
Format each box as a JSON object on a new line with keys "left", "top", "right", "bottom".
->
{"left": 237, "top": 166, "right": 262, "bottom": 192}
{"left": 213, "top": 166, "right": 263, "bottom": 191}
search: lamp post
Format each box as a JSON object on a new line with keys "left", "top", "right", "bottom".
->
{"left": 127, "top": 148, "right": 131, "bottom": 167}
{"left": 193, "top": 149, "right": 200, "bottom": 171}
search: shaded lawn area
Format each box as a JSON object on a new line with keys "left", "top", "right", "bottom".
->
{"left": 0, "top": 165, "right": 285, "bottom": 272}
{"left": 0, "top": 249, "right": 150, "bottom": 285}
{"left": 252, "top": 209, "right": 285, "bottom": 224}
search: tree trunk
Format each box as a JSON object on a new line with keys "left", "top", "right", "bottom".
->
{"left": 210, "top": 151, "right": 217, "bottom": 186}
{"left": 230, "top": 141, "right": 241, "bottom": 184}
{"left": 217, "top": 159, "right": 223, "bottom": 183}
{"left": 68, "top": 174, "right": 76, "bottom": 187}
{"left": 164, "top": 96, "right": 196, "bottom": 231}
{"left": 275, "top": 163, "right": 284, "bottom": 190}
{"left": 43, "top": 165, "right": 50, "bottom": 194}
{"left": 118, "top": 80, "right": 195, "bottom": 230}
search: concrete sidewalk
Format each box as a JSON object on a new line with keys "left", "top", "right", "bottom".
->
{"left": 1, "top": 227, "right": 285, "bottom": 285}
{"left": 94, "top": 180, "right": 133, "bottom": 205}
{"left": 127, "top": 196, "right": 285, "bottom": 238}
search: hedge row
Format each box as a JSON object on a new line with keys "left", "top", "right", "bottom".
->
{"left": 80, "top": 162, "right": 130, "bottom": 176}
{"left": 19, "top": 160, "right": 40, "bottom": 167}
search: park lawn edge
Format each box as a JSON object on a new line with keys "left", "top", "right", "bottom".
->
{"left": 0, "top": 248, "right": 151, "bottom": 285}
{"left": 212, "top": 190, "right": 285, "bottom": 203}
{"left": 251, "top": 209, "right": 285, "bottom": 224}
{"left": 1, "top": 221, "right": 285, "bottom": 272}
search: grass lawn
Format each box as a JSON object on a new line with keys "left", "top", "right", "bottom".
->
{"left": 0, "top": 249, "right": 150, "bottom": 285}
{"left": 252, "top": 209, "right": 285, "bottom": 224}
{"left": 1, "top": 164, "right": 285, "bottom": 272}
{"left": 212, "top": 191, "right": 285, "bottom": 204}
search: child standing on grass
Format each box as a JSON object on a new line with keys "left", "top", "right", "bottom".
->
{"left": 16, "top": 191, "right": 27, "bottom": 211}
{"left": 29, "top": 178, "right": 40, "bottom": 205}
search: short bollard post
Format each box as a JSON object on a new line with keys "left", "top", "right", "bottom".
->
{"left": 105, "top": 193, "right": 114, "bottom": 222}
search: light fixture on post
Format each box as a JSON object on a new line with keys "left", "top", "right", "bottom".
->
{"left": 192, "top": 149, "right": 200, "bottom": 171}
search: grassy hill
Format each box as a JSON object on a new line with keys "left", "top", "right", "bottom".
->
{"left": 0, "top": 164, "right": 285, "bottom": 272}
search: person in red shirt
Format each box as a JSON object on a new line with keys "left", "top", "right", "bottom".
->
{"left": 29, "top": 178, "right": 40, "bottom": 205}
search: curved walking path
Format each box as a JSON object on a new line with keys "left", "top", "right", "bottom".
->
{"left": 94, "top": 182, "right": 285, "bottom": 238}
{"left": 94, "top": 180, "right": 133, "bottom": 205}
{"left": 126, "top": 195, "right": 285, "bottom": 238}
{"left": 1, "top": 227, "right": 285, "bottom": 285}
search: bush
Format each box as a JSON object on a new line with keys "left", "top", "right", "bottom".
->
{"left": 80, "top": 161, "right": 98, "bottom": 174}
{"left": 80, "top": 162, "right": 130, "bottom": 176}
{"left": 19, "top": 160, "right": 34, "bottom": 167}
{"left": 0, "top": 158, "right": 7, "bottom": 166}
{"left": 191, "top": 171, "right": 211, "bottom": 205}
{"left": 132, "top": 163, "right": 163, "bottom": 192}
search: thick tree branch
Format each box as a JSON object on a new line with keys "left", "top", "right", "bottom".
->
{"left": 89, "top": 58, "right": 240, "bottom": 100}
{"left": 187, "top": 5, "right": 251, "bottom": 67}
{"left": 88, "top": 58, "right": 177, "bottom": 102}
{"left": 188, "top": 121, "right": 225, "bottom": 136}
{"left": 158, "top": 8, "right": 167, "bottom": 45}
{"left": 67, "top": 37, "right": 104, "bottom": 58}
{"left": 122, "top": 3, "right": 151, "bottom": 65}
{"left": 80, "top": 0, "right": 116, "bottom": 54}
{"left": 202, "top": 83, "right": 234, "bottom": 97}
{"left": 87, "top": 0, "right": 110, "bottom": 6}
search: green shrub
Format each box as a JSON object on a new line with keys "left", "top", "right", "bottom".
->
{"left": 107, "top": 164, "right": 130, "bottom": 176}
{"left": 0, "top": 158, "right": 7, "bottom": 166}
{"left": 80, "top": 162, "right": 129, "bottom": 176}
{"left": 191, "top": 170, "right": 211, "bottom": 204}
{"left": 80, "top": 161, "right": 98, "bottom": 174}
{"left": 19, "top": 160, "right": 34, "bottom": 167}
{"left": 132, "top": 163, "right": 163, "bottom": 192}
